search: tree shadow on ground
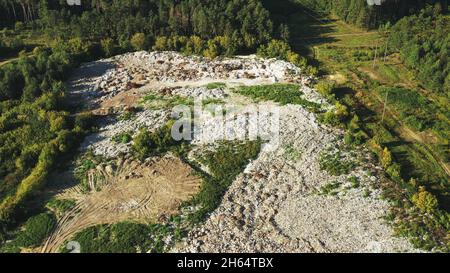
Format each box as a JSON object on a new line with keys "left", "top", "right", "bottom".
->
{"left": 262, "top": 0, "right": 337, "bottom": 51}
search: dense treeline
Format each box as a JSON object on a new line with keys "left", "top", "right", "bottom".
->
{"left": 388, "top": 9, "right": 450, "bottom": 96}
{"left": 296, "top": 0, "right": 448, "bottom": 28}
{"left": 1, "top": 0, "right": 274, "bottom": 54}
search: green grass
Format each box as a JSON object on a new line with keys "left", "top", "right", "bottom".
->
{"left": 202, "top": 98, "right": 225, "bottom": 106}
{"left": 377, "top": 87, "right": 449, "bottom": 139}
{"left": 64, "top": 221, "right": 174, "bottom": 253}
{"left": 141, "top": 93, "right": 193, "bottom": 110}
{"left": 235, "top": 84, "right": 320, "bottom": 111}
{"left": 320, "top": 181, "right": 342, "bottom": 195}
{"left": 375, "top": 64, "right": 401, "bottom": 82}
{"left": 131, "top": 120, "right": 189, "bottom": 160}
{"left": 348, "top": 176, "right": 360, "bottom": 188}
{"left": 187, "top": 140, "right": 262, "bottom": 224}
{"left": 63, "top": 140, "right": 262, "bottom": 252}
{"left": 118, "top": 111, "right": 137, "bottom": 121}
{"left": 319, "top": 149, "right": 357, "bottom": 176}
{"left": 269, "top": 0, "right": 450, "bottom": 251}
{"left": 284, "top": 144, "right": 302, "bottom": 161}
{"left": 46, "top": 198, "right": 76, "bottom": 215}
{"left": 205, "top": 82, "right": 226, "bottom": 90}
{"left": 111, "top": 132, "right": 132, "bottom": 144}
{"left": 73, "top": 152, "right": 106, "bottom": 193}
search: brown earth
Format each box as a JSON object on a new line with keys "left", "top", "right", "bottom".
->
{"left": 40, "top": 155, "right": 201, "bottom": 253}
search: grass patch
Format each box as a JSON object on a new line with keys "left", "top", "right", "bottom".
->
{"left": 235, "top": 84, "right": 320, "bottom": 112}
{"left": 187, "top": 140, "right": 262, "bottom": 224}
{"left": 320, "top": 181, "right": 342, "bottom": 195}
{"left": 202, "top": 98, "right": 225, "bottom": 106}
{"left": 73, "top": 152, "right": 106, "bottom": 193}
{"left": 283, "top": 144, "right": 302, "bottom": 161}
{"left": 46, "top": 198, "right": 76, "bottom": 215}
{"left": 111, "top": 132, "right": 132, "bottom": 144}
{"left": 319, "top": 149, "right": 357, "bottom": 176}
{"left": 63, "top": 221, "right": 175, "bottom": 253}
{"left": 118, "top": 111, "right": 137, "bottom": 121}
{"left": 131, "top": 120, "right": 189, "bottom": 160}
{"left": 348, "top": 176, "right": 360, "bottom": 188}
{"left": 141, "top": 93, "right": 193, "bottom": 110}
{"left": 205, "top": 82, "right": 226, "bottom": 90}
{"left": 377, "top": 87, "right": 445, "bottom": 133}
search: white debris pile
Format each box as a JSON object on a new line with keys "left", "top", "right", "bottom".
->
{"left": 69, "top": 51, "right": 314, "bottom": 108}
{"left": 114, "top": 51, "right": 309, "bottom": 84}
{"left": 170, "top": 86, "right": 227, "bottom": 100}
{"left": 79, "top": 109, "right": 170, "bottom": 158}
{"left": 173, "top": 104, "right": 417, "bottom": 253}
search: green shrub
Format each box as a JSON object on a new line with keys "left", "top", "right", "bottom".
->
{"left": 256, "top": 40, "right": 316, "bottom": 75}
{"left": 13, "top": 213, "right": 56, "bottom": 248}
{"left": 381, "top": 147, "right": 393, "bottom": 168}
{"left": 67, "top": 222, "right": 172, "bottom": 253}
{"left": 412, "top": 187, "right": 439, "bottom": 214}
{"left": 112, "top": 132, "right": 132, "bottom": 144}
{"left": 100, "top": 38, "right": 116, "bottom": 57}
{"left": 132, "top": 120, "right": 187, "bottom": 160}
{"left": 130, "top": 33, "right": 147, "bottom": 51}
{"left": 315, "top": 80, "right": 336, "bottom": 99}
{"left": 319, "top": 149, "right": 356, "bottom": 176}
{"left": 206, "top": 82, "right": 226, "bottom": 90}
{"left": 46, "top": 198, "right": 76, "bottom": 214}
{"left": 257, "top": 39, "right": 291, "bottom": 59}
{"left": 321, "top": 102, "right": 350, "bottom": 126}
{"left": 348, "top": 176, "right": 360, "bottom": 188}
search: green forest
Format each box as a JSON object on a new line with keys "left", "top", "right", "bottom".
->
{"left": 388, "top": 8, "right": 450, "bottom": 96}
{"left": 0, "top": 0, "right": 449, "bottom": 252}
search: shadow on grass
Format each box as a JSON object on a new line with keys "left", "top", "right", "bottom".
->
{"left": 262, "top": 0, "right": 337, "bottom": 50}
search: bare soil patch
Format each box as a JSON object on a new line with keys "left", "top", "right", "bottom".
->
{"left": 41, "top": 155, "right": 201, "bottom": 253}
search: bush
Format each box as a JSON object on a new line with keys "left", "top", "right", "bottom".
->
{"left": 381, "top": 147, "right": 392, "bottom": 169}
{"left": 130, "top": 33, "right": 147, "bottom": 51}
{"left": 112, "top": 132, "right": 132, "bottom": 144}
{"left": 203, "top": 40, "right": 219, "bottom": 59}
{"left": 14, "top": 213, "right": 56, "bottom": 248}
{"left": 315, "top": 80, "right": 336, "bottom": 99}
{"left": 256, "top": 40, "right": 315, "bottom": 75}
{"left": 74, "top": 112, "right": 95, "bottom": 131}
{"left": 319, "top": 149, "right": 356, "bottom": 176}
{"left": 131, "top": 120, "right": 185, "bottom": 160}
{"left": 412, "top": 187, "right": 439, "bottom": 213}
{"left": 153, "top": 36, "right": 169, "bottom": 51}
{"left": 320, "top": 181, "right": 342, "bottom": 195}
{"left": 257, "top": 39, "right": 291, "bottom": 59}
{"left": 322, "top": 102, "right": 349, "bottom": 127}
{"left": 100, "top": 38, "right": 115, "bottom": 57}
